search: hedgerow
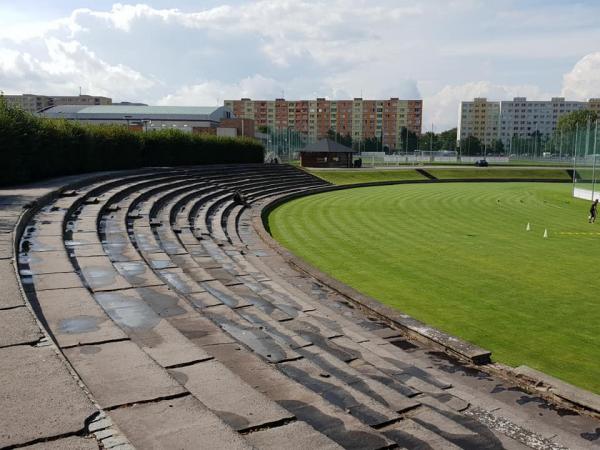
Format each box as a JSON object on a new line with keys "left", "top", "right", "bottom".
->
{"left": 0, "top": 99, "right": 264, "bottom": 186}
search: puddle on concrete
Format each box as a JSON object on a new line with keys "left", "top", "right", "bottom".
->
{"left": 159, "top": 270, "right": 197, "bottom": 294}
{"left": 58, "top": 315, "right": 100, "bottom": 334}
{"left": 114, "top": 261, "right": 146, "bottom": 276}
{"left": 103, "top": 242, "right": 127, "bottom": 259}
{"left": 94, "top": 291, "right": 161, "bottom": 330}
{"left": 80, "top": 345, "right": 101, "bottom": 354}
{"left": 149, "top": 258, "right": 175, "bottom": 270}
{"left": 137, "top": 287, "right": 187, "bottom": 317}
{"left": 81, "top": 266, "right": 117, "bottom": 289}
{"left": 102, "top": 232, "right": 129, "bottom": 245}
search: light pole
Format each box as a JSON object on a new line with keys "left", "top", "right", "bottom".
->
{"left": 430, "top": 123, "right": 433, "bottom": 154}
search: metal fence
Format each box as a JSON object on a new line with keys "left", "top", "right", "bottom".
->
{"left": 571, "top": 120, "right": 600, "bottom": 200}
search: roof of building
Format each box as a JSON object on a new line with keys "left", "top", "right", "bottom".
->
{"left": 38, "top": 105, "right": 232, "bottom": 122}
{"left": 301, "top": 138, "right": 357, "bottom": 153}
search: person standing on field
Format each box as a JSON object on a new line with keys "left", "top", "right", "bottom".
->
{"left": 589, "top": 199, "right": 598, "bottom": 223}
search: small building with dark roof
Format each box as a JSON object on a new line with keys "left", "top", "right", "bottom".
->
{"left": 300, "top": 138, "right": 356, "bottom": 168}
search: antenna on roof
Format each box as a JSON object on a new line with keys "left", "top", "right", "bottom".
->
{"left": 79, "top": 86, "right": 82, "bottom": 96}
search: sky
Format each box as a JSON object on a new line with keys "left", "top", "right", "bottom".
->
{"left": 1, "top": 0, "right": 599, "bottom": 130}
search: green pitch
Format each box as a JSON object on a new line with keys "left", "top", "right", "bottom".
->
{"left": 268, "top": 182, "right": 600, "bottom": 393}
{"left": 307, "top": 167, "right": 571, "bottom": 185}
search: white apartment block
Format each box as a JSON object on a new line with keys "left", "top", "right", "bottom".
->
{"left": 459, "top": 97, "right": 598, "bottom": 150}
{"left": 499, "top": 97, "right": 586, "bottom": 148}
{"left": 458, "top": 98, "right": 500, "bottom": 147}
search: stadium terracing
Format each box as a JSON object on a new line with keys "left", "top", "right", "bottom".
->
{"left": 2, "top": 164, "right": 600, "bottom": 449}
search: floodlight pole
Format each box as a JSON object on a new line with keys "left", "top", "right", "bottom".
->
{"left": 585, "top": 119, "right": 591, "bottom": 157}
{"left": 430, "top": 123, "right": 433, "bottom": 154}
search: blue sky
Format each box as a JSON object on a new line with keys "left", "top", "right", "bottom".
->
{"left": 1, "top": 1, "right": 599, "bottom": 129}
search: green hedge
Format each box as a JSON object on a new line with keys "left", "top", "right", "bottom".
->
{"left": 0, "top": 100, "right": 264, "bottom": 186}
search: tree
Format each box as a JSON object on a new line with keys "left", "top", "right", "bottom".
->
{"left": 361, "top": 136, "right": 378, "bottom": 151}
{"left": 491, "top": 139, "right": 505, "bottom": 155}
{"left": 438, "top": 128, "right": 457, "bottom": 151}
{"left": 327, "top": 129, "right": 353, "bottom": 148}
{"left": 557, "top": 110, "right": 598, "bottom": 133}
{"left": 419, "top": 131, "right": 438, "bottom": 151}
{"left": 399, "top": 127, "right": 418, "bottom": 152}
{"left": 460, "top": 135, "right": 482, "bottom": 156}
{"left": 257, "top": 125, "right": 270, "bottom": 133}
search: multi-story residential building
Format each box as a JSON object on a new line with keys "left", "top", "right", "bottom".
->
{"left": 459, "top": 97, "right": 599, "bottom": 150}
{"left": 2, "top": 94, "right": 112, "bottom": 113}
{"left": 498, "top": 97, "right": 587, "bottom": 148}
{"left": 457, "top": 98, "right": 500, "bottom": 147}
{"left": 588, "top": 98, "right": 600, "bottom": 115}
{"left": 224, "top": 97, "right": 422, "bottom": 148}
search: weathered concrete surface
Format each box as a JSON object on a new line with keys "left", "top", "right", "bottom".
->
{"left": 22, "top": 272, "right": 83, "bottom": 291}
{"left": 94, "top": 289, "right": 213, "bottom": 368}
{"left": 64, "top": 340, "right": 186, "bottom": 409}
{"left": 35, "top": 288, "right": 128, "bottom": 348}
{"left": 0, "top": 233, "right": 13, "bottom": 260}
{"left": 109, "top": 395, "right": 252, "bottom": 450}
{"left": 245, "top": 421, "right": 343, "bottom": 449}
{"left": 0, "top": 260, "right": 24, "bottom": 308}
{"left": 20, "top": 436, "right": 99, "bottom": 449}
{"left": 0, "top": 306, "right": 42, "bottom": 347}
{"left": 19, "top": 250, "right": 76, "bottom": 274}
{"left": 0, "top": 345, "right": 96, "bottom": 447}
{"left": 169, "top": 359, "right": 294, "bottom": 431}
{"left": 8, "top": 166, "right": 600, "bottom": 449}
{"left": 78, "top": 256, "right": 132, "bottom": 292}
{"left": 515, "top": 365, "right": 600, "bottom": 414}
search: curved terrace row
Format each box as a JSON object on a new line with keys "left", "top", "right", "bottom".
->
{"left": 1, "top": 164, "right": 599, "bottom": 449}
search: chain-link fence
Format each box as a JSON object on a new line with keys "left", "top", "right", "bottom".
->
{"left": 572, "top": 120, "right": 600, "bottom": 200}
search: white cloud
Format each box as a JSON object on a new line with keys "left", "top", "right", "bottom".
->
{"left": 1, "top": 1, "right": 600, "bottom": 133}
{"left": 561, "top": 52, "right": 600, "bottom": 100}
{"left": 157, "top": 75, "right": 282, "bottom": 105}
{"left": 423, "top": 81, "right": 548, "bottom": 131}
{"left": 0, "top": 37, "right": 154, "bottom": 99}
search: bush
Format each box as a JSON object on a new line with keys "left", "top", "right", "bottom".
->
{"left": 0, "top": 99, "right": 264, "bottom": 186}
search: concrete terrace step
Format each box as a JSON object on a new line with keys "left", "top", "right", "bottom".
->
{"left": 6, "top": 164, "right": 600, "bottom": 449}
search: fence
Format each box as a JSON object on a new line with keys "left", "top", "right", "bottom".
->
{"left": 570, "top": 120, "right": 600, "bottom": 201}
{"left": 356, "top": 153, "right": 509, "bottom": 167}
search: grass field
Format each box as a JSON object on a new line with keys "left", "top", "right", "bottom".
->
{"left": 306, "top": 169, "right": 428, "bottom": 185}
{"left": 426, "top": 168, "right": 571, "bottom": 180}
{"left": 308, "top": 167, "right": 571, "bottom": 185}
{"left": 268, "top": 182, "right": 600, "bottom": 393}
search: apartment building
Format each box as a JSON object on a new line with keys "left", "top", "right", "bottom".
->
{"left": 499, "top": 97, "right": 587, "bottom": 148}
{"left": 3, "top": 94, "right": 112, "bottom": 113}
{"left": 224, "top": 97, "right": 422, "bottom": 148}
{"left": 457, "top": 98, "right": 500, "bottom": 147}
{"left": 589, "top": 98, "right": 600, "bottom": 114}
{"left": 459, "top": 97, "right": 598, "bottom": 149}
